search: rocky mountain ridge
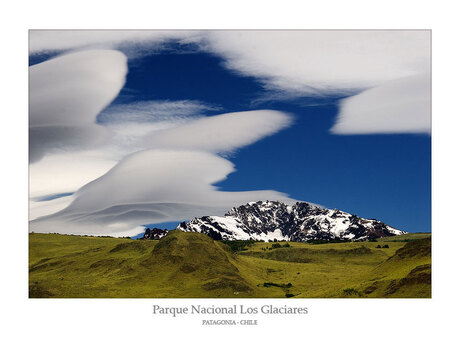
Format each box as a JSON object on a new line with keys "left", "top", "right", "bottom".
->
{"left": 175, "top": 201, "right": 405, "bottom": 242}
{"left": 143, "top": 227, "right": 168, "bottom": 240}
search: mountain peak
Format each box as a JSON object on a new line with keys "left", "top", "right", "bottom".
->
{"left": 177, "top": 201, "right": 405, "bottom": 242}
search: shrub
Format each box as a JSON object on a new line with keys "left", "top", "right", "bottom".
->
{"left": 221, "top": 240, "right": 256, "bottom": 252}
{"left": 343, "top": 288, "right": 360, "bottom": 296}
{"left": 308, "top": 239, "right": 351, "bottom": 244}
{"left": 263, "top": 282, "right": 292, "bottom": 290}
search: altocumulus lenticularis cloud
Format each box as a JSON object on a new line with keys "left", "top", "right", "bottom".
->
{"left": 29, "top": 30, "right": 431, "bottom": 236}
{"left": 30, "top": 30, "right": 431, "bottom": 136}
{"left": 331, "top": 73, "right": 431, "bottom": 135}
{"left": 29, "top": 49, "right": 128, "bottom": 162}
{"left": 143, "top": 110, "right": 293, "bottom": 154}
{"left": 31, "top": 150, "right": 294, "bottom": 237}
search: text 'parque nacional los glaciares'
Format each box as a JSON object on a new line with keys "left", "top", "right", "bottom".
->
{"left": 153, "top": 305, "right": 309, "bottom": 317}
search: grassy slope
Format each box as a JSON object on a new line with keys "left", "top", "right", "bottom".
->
{"left": 377, "top": 233, "right": 432, "bottom": 242}
{"left": 29, "top": 232, "right": 431, "bottom": 298}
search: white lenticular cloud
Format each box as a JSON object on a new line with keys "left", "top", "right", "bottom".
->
{"left": 29, "top": 150, "right": 118, "bottom": 200}
{"left": 205, "top": 30, "right": 430, "bottom": 94}
{"left": 29, "top": 30, "right": 201, "bottom": 55}
{"left": 98, "top": 100, "right": 219, "bottom": 155}
{"left": 30, "top": 30, "right": 430, "bottom": 94}
{"left": 30, "top": 150, "right": 294, "bottom": 236}
{"left": 143, "top": 110, "right": 293, "bottom": 153}
{"left": 29, "top": 195, "right": 75, "bottom": 222}
{"left": 29, "top": 49, "right": 128, "bottom": 162}
{"left": 330, "top": 73, "right": 431, "bottom": 135}
{"left": 29, "top": 150, "right": 119, "bottom": 220}
{"left": 28, "top": 31, "right": 431, "bottom": 235}
{"left": 29, "top": 30, "right": 431, "bottom": 135}
{"left": 30, "top": 109, "right": 294, "bottom": 231}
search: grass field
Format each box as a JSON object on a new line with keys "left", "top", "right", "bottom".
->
{"left": 29, "top": 231, "right": 431, "bottom": 298}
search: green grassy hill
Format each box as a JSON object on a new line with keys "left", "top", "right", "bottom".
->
{"left": 29, "top": 231, "right": 431, "bottom": 298}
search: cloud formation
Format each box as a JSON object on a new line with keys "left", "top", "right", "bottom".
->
{"left": 28, "top": 53, "right": 294, "bottom": 234}
{"left": 97, "top": 100, "right": 220, "bottom": 157}
{"left": 29, "top": 30, "right": 200, "bottom": 56}
{"left": 30, "top": 30, "right": 430, "bottom": 135}
{"left": 205, "top": 31, "right": 430, "bottom": 94}
{"left": 30, "top": 30, "right": 430, "bottom": 95}
{"left": 29, "top": 195, "right": 75, "bottom": 222}
{"left": 29, "top": 150, "right": 118, "bottom": 199}
{"left": 30, "top": 150, "right": 294, "bottom": 236}
{"left": 330, "top": 73, "right": 431, "bottom": 134}
{"left": 29, "top": 31, "right": 431, "bottom": 235}
{"left": 28, "top": 53, "right": 228, "bottom": 223}
{"left": 143, "top": 110, "right": 292, "bottom": 154}
{"left": 98, "top": 100, "right": 218, "bottom": 124}
{"left": 29, "top": 49, "right": 127, "bottom": 162}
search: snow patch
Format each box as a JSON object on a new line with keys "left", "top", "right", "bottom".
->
{"left": 211, "top": 216, "right": 251, "bottom": 240}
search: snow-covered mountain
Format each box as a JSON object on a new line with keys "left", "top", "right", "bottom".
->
{"left": 176, "top": 201, "right": 406, "bottom": 242}
{"left": 143, "top": 227, "right": 168, "bottom": 240}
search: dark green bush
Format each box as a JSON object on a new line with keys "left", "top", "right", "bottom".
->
{"left": 263, "top": 282, "right": 292, "bottom": 289}
{"left": 343, "top": 288, "right": 360, "bottom": 296}
{"left": 220, "top": 240, "right": 255, "bottom": 252}
{"left": 308, "top": 239, "right": 351, "bottom": 244}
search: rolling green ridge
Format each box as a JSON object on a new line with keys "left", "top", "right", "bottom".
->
{"left": 29, "top": 231, "right": 431, "bottom": 298}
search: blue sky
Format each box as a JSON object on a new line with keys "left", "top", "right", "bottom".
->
{"left": 118, "top": 48, "right": 430, "bottom": 233}
{"left": 28, "top": 31, "right": 431, "bottom": 236}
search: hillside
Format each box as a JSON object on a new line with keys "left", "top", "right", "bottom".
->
{"left": 358, "top": 237, "right": 431, "bottom": 297}
{"left": 29, "top": 231, "right": 431, "bottom": 298}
